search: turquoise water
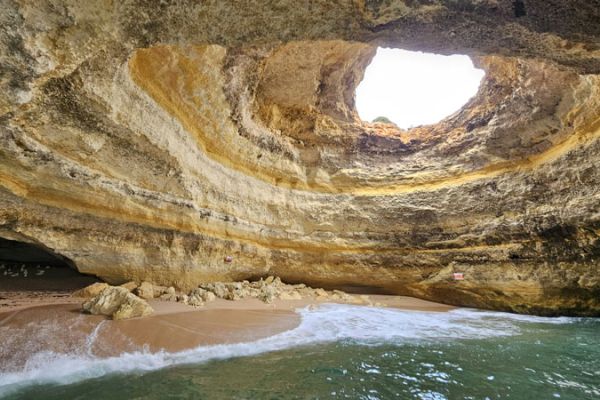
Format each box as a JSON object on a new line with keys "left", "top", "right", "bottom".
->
{"left": 1, "top": 305, "right": 598, "bottom": 399}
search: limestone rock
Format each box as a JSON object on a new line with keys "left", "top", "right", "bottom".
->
{"left": 72, "top": 283, "right": 109, "bottom": 299}
{"left": 153, "top": 285, "right": 169, "bottom": 297}
{"left": 136, "top": 281, "right": 155, "bottom": 300}
{"left": 203, "top": 291, "right": 217, "bottom": 302}
{"left": 159, "top": 293, "right": 177, "bottom": 302}
{"left": 1, "top": 1, "right": 599, "bottom": 316}
{"left": 83, "top": 286, "right": 153, "bottom": 320}
{"left": 120, "top": 281, "right": 138, "bottom": 292}
{"left": 187, "top": 293, "right": 204, "bottom": 307}
{"left": 258, "top": 287, "right": 277, "bottom": 304}
{"left": 177, "top": 294, "right": 189, "bottom": 304}
{"left": 191, "top": 288, "right": 216, "bottom": 303}
{"left": 190, "top": 277, "right": 365, "bottom": 306}
{"left": 264, "top": 276, "right": 275, "bottom": 284}
{"left": 331, "top": 290, "right": 354, "bottom": 302}
{"left": 279, "top": 290, "right": 302, "bottom": 301}
{"left": 158, "top": 286, "right": 177, "bottom": 302}
{"left": 112, "top": 299, "right": 154, "bottom": 320}
{"left": 199, "top": 283, "right": 228, "bottom": 299}
{"left": 187, "top": 287, "right": 218, "bottom": 307}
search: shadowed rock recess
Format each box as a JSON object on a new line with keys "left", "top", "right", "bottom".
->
{"left": 1, "top": 1, "right": 599, "bottom": 316}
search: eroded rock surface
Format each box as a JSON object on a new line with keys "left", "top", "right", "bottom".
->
{"left": 72, "top": 282, "right": 109, "bottom": 299}
{"left": 82, "top": 286, "right": 154, "bottom": 320}
{"left": 156, "top": 277, "right": 370, "bottom": 307}
{"left": 1, "top": 1, "right": 599, "bottom": 315}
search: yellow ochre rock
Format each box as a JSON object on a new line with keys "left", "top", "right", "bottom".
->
{"left": 1, "top": 1, "right": 599, "bottom": 316}
{"left": 83, "top": 286, "right": 154, "bottom": 320}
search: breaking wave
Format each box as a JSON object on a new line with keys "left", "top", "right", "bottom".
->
{"left": 0, "top": 304, "right": 578, "bottom": 397}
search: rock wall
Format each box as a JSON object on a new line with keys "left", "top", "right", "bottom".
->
{"left": 1, "top": 1, "right": 599, "bottom": 315}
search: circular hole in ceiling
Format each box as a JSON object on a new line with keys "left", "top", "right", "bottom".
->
{"left": 355, "top": 48, "right": 485, "bottom": 129}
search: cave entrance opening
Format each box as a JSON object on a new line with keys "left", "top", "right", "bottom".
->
{"left": 355, "top": 48, "right": 485, "bottom": 129}
{"left": 0, "top": 237, "right": 98, "bottom": 300}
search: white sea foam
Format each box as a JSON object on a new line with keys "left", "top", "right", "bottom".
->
{"left": 85, "top": 320, "right": 106, "bottom": 357}
{"left": 0, "top": 304, "right": 577, "bottom": 397}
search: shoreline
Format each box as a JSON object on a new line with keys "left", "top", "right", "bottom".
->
{"left": 0, "top": 294, "right": 454, "bottom": 372}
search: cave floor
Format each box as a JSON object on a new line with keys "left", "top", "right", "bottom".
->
{"left": 0, "top": 263, "right": 99, "bottom": 311}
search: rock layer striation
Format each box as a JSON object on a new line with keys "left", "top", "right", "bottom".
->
{"left": 1, "top": 1, "right": 599, "bottom": 315}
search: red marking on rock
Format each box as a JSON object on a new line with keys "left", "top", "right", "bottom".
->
{"left": 453, "top": 272, "right": 465, "bottom": 280}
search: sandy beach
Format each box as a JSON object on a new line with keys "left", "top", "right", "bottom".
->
{"left": 0, "top": 263, "right": 454, "bottom": 372}
{"left": 0, "top": 291, "right": 454, "bottom": 373}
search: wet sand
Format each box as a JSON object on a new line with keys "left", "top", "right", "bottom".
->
{"left": 0, "top": 264, "right": 455, "bottom": 371}
{"left": 0, "top": 294, "right": 454, "bottom": 371}
{"left": 109, "top": 295, "right": 454, "bottom": 352}
{"left": 0, "top": 301, "right": 300, "bottom": 371}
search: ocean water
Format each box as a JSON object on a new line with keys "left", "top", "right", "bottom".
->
{"left": 0, "top": 304, "right": 598, "bottom": 399}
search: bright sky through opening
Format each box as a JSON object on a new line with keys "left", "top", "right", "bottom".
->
{"left": 355, "top": 48, "right": 485, "bottom": 129}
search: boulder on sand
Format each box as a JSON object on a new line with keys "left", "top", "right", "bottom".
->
{"left": 190, "top": 287, "right": 216, "bottom": 303}
{"left": 187, "top": 276, "right": 360, "bottom": 306}
{"left": 72, "top": 282, "right": 109, "bottom": 299}
{"left": 135, "top": 281, "right": 155, "bottom": 299}
{"left": 83, "top": 286, "right": 154, "bottom": 320}
{"left": 279, "top": 290, "right": 302, "bottom": 300}
{"left": 159, "top": 286, "right": 178, "bottom": 302}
